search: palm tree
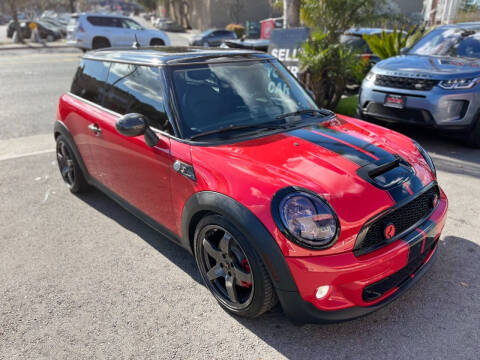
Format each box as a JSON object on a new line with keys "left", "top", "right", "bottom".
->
{"left": 283, "top": 0, "right": 301, "bottom": 28}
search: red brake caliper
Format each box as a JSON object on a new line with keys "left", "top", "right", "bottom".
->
{"left": 240, "top": 259, "right": 252, "bottom": 288}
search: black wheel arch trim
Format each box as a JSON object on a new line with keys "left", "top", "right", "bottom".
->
{"left": 54, "top": 121, "right": 91, "bottom": 182}
{"left": 181, "top": 191, "right": 299, "bottom": 292}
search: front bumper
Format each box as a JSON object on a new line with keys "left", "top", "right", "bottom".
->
{"left": 359, "top": 80, "right": 480, "bottom": 131}
{"left": 277, "top": 188, "right": 448, "bottom": 323}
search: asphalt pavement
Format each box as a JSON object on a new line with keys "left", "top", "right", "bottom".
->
{"left": 0, "top": 49, "right": 479, "bottom": 359}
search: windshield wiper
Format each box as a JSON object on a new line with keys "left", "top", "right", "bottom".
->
{"left": 189, "top": 123, "right": 288, "bottom": 140}
{"left": 275, "top": 108, "right": 333, "bottom": 120}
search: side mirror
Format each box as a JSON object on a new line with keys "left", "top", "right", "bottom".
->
{"left": 116, "top": 113, "right": 147, "bottom": 137}
{"left": 400, "top": 47, "right": 409, "bottom": 55}
{"left": 115, "top": 113, "right": 160, "bottom": 147}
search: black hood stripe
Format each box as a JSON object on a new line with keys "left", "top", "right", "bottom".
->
{"left": 289, "top": 126, "right": 396, "bottom": 166}
{"left": 289, "top": 126, "right": 426, "bottom": 203}
{"left": 289, "top": 128, "right": 377, "bottom": 166}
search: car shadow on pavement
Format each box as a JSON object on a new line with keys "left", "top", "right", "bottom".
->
{"left": 75, "top": 189, "right": 203, "bottom": 285}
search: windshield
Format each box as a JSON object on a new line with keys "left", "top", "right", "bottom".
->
{"left": 410, "top": 28, "right": 480, "bottom": 58}
{"left": 169, "top": 60, "right": 318, "bottom": 139}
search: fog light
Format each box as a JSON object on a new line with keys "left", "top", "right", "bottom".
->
{"left": 315, "top": 285, "right": 330, "bottom": 300}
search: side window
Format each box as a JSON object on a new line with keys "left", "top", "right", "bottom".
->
{"left": 70, "top": 59, "right": 110, "bottom": 105}
{"left": 103, "top": 63, "right": 172, "bottom": 134}
{"left": 87, "top": 16, "right": 120, "bottom": 28}
{"left": 121, "top": 19, "right": 143, "bottom": 30}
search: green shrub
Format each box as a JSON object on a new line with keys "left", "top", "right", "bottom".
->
{"left": 363, "top": 26, "right": 425, "bottom": 60}
{"left": 298, "top": 32, "right": 367, "bottom": 110}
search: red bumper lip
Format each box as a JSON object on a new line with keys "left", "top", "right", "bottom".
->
{"left": 285, "top": 188, "right": 448, "bottom": 312}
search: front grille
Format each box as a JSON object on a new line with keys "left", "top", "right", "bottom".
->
{"left": 375, "top": 74, "right": 438, "bottom": 91}
{"left": 355, "top": 185, "right": 440, "bottom": 255}
{"left": 366, "top": 103, "right": 433, "bottom": 124}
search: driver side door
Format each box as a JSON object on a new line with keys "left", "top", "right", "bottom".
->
{"left": 88, "top": 62, "right": 176, "bottom": 232}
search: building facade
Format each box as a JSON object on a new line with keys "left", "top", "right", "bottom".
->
{"left": 167, "top": 0, "right": 281, "bottom": 31}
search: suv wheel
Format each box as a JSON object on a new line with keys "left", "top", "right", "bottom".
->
{"left": 468, "top": 119, "right": 480, "bottom": 148}
{"left": 194, "top": 215, "right": 277, "bottom": 318}
{"left": 150, "top": 38, "right": 165, "bottom": 46}
{"left": 55, "top": 136, "right": 89, "bottom": 193}
{"left": 92, "top": 37, "right": 111, "bottom": 50}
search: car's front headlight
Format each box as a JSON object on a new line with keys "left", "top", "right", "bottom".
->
{"left": 365, "top": 70, "right": 376, "bottom": 82}
{"left": 438, "top": 77, "right": 479, "bottom": 90}
{"left": 272, "top": 189, "right": 339, "bottom": 249}
{"left": 414, "top": 141, "right": 436, "bottom": 178}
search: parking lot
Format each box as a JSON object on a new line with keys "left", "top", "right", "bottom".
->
{"left": 0, "top": 48, "right": 479, "bottom": 359}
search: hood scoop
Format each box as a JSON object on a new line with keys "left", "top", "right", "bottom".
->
{"left": 357, "top": 155, "right": 414, "bottom": 189}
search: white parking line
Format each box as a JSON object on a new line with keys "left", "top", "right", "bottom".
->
{"left": 0, "top": 149, "right": 54, "bottom": 162}
{"left": 0, "top": 134, "right": 54, "bottom": 162}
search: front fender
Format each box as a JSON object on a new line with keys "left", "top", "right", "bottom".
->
{"left": 181, "top": 191, "right": 298, "bottom": 292}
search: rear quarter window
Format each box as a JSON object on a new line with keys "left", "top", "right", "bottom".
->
{"left": 70, "top": 59, "right": 110, "bottom": 105}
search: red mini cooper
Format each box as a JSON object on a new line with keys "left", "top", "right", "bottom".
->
{"left": 55, "top": 48, "right": 448, "bottom": 323}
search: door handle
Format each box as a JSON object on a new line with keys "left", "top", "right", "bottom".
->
{"left": 88, "top": 123, "right": 102, "bottom": 135}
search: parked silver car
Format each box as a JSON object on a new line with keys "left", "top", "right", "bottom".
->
{"left": 358, "top": 22, "right": 480, "bottom": 147}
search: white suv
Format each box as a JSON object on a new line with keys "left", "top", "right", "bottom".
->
{"left": 67, "top": 13, "right": 170, "bottom": 51}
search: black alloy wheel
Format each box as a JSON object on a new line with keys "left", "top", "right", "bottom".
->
{"left": 194, "top": 215, "right": 277, "bottom": 318}
{"left": 55, "top": 136, "right": 89, "bottom": 193}
{"left": 57, "top": 139, "right": 75, "bottom": 188}
{"left": 199, "top": 225, "right": 254, "bottom": 308}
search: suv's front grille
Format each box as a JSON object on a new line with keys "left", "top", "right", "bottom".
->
{"left": 375, "top": 74, "right": 438, "bottom": 91}
{"left": 355, "top": 185, "right": 440, "bottom": 256}
{"left": 365, "top": 103, "right": 433, "bottom": 124}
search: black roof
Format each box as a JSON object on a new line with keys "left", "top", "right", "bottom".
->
{"left": 83, "top": 46, "right": 273, "bottom": 66}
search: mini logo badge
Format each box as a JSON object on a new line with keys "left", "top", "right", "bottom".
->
{"left": 384, "top": 223, "right": 396, "bottom": 240}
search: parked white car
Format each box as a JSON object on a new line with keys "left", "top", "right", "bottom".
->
{"left": 67, "top": 13, "right": 170, "bottom": 51}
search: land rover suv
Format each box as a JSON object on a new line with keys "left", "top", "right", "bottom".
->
{"left": 358, "top": 23, "right": 480, "bottom": 147}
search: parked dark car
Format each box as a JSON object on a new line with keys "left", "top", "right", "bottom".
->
{"left": 7, "top": 20, "right": 62, "bottom": 41}
{"left": 6, "top": 20, "right": 32, "bottom": 39}
{"left": 41, "top": 17, "right": 67, "bottom": 36}
{"left": 157, "top": 20, "right": 184, "bottom": 32}
{"left": 340, "top": 28, "right": 395, "bottom": 65}
{"left": 222, "top": 38, "right": 269, "bottom": 52}
{"left": 189, "top": 29, "right": 236, "bottom": 47}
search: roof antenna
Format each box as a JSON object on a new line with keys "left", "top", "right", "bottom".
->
{"left": 132, "top": 34, "right": 140, "bottom": 49}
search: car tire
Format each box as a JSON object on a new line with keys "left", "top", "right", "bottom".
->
{"left": 55, "top": 136, "right": 89, "bottom": 193}
{"left": 194, "top": 214, "right": 277, "bottom": 318}
{"left": 92, "top": 37, "right": 111, "bottom": 50}
{"left": 468, "top": 118, "right": 480, "bottom": 148}
{"left": 150, "top": 38, "right": 165, "bottom": 46}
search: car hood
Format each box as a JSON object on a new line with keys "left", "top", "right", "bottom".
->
{"left": 191, "top": 115, "right": 435, "bottom": 255}
{"left": 374, "top": 54, "right": 480, "bottom": 79}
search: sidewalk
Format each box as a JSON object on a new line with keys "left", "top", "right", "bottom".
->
{"left": 0, "top": 41, "right": 73, "bottom": 51}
